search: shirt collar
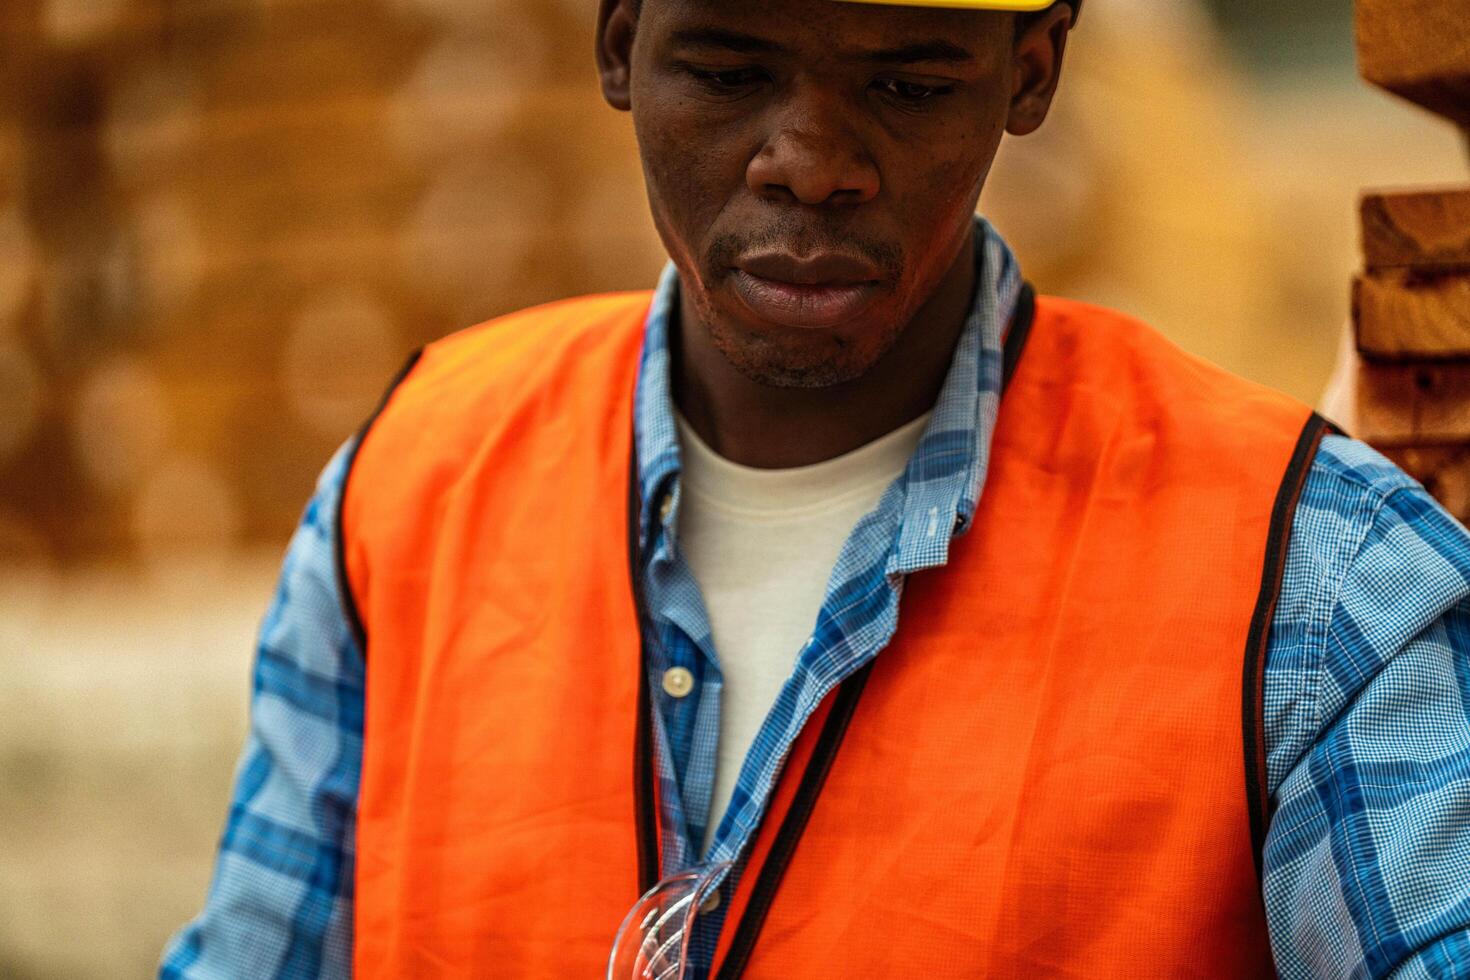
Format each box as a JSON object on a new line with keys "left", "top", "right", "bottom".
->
{"left": 633, "top": 217, "right": 1023, "bottom": 574}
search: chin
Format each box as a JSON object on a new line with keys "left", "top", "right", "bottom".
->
{"left": 709, "top": 313, "right": 901, "bottom": 390}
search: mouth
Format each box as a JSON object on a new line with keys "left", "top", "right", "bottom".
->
{"left": 729, "top": 252, "right": 885, "bottom": 329}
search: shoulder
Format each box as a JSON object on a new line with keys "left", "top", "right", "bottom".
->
{"left": 1291, "top": 434, "right": 1465, "bottom": 591}
{"left": 394, "top": 291, "right": 653, "bottom": 407}
{"left": 1307, "top": 435, "right": 1470, "bottom": 631}
{"left": 1025, "top": 296, "right": 1312, "bottom": 452}
{"left": 339, "top": 290, "right": 651, "bottom": 548}
{"left": 1266, "top": 433, "right": 1470, "bottom": 790}
{"left": 1307, "top": 433, "right": 1420, "bottom": 500}
{"left": 1033, "top": 296, "right": 1295, "bottom": 404}
{"left": 1287, "top": 436, "right": 1419, "bottom": 575}
{"left": 354, "top": 291, "right": 651, "bottom": 463}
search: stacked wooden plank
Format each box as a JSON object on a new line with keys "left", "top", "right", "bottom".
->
{"left": 1353, "top": 0, "right": 1470, "bottom": 522}
{"left": 1358, "top": 0, "right": 1470, "bottom": 128}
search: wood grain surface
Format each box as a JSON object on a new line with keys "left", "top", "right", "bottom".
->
{"left": 1357, "top": 0, "right": 1470, "bottom": 126}
{"left": 1362, "top": 188, "right": 1470, "bottom": 271}
{"left": 1354, "top": 270, "right": 1470, "bottom": 359}
{"left": 1355, "top": 360, "right": 1470, "bottom": 444}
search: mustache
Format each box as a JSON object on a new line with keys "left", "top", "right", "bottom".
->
{"left": 705, "top": 220, "right": 904, "bottom": 279}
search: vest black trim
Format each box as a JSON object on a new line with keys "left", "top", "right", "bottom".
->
{"left": 334, "top": 348, "right": 424, "bottom": 660}
{"left": 1002, "top": 282, "right": 1037, "bottom": 391}
{"left": 629, "top": 442, "right": 662, "bottom": 895}
{"left": 1241, "top": 412, "right": 1332, "bottom": 883}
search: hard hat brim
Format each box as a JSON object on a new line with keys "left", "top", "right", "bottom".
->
{"left": 830, "top": 0, "right": 1058, "bottom": 10}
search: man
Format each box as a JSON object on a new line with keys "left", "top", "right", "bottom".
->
{"left": 163, "top": 0, "right": 1470, "bottom": 977}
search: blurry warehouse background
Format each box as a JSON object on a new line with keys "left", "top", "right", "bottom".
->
{"left": 0, "top": 0, "right": 1466, "bottom": 976}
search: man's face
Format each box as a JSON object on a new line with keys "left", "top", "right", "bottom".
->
{"left": 615, "top": 0, "right": 1020, "bottom": 388}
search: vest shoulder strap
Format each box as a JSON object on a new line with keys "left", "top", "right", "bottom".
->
{"left": 334, "top": 291, "right": 654, "bottom": 654}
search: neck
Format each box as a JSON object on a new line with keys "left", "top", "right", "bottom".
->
{"left": 674, "top": 233, "right": 978, "bottom": 470}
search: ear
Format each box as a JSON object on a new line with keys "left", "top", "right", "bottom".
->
{"left": 596, "top": 0, "right": 637, "bottom": 112}
{"left": 1006, "top": 3, "right": 1075, "bottom": 137}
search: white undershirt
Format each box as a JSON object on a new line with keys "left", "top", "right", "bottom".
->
{"left": 675, "top": 412, "right": 931, "bottom": 853}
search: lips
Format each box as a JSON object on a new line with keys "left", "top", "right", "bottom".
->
{"left": 730, "top": 252, "right": 884, "bottom": 329}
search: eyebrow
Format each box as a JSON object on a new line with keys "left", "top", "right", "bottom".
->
{"left": 860, "top": 41, "right": 976, "bottom": 65}
{"left": 668, "top": 28, "right": 788, "bottom": 55}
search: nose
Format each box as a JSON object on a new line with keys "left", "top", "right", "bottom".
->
{"left": 746, "top": 86, "right": 880, "bottom": 208}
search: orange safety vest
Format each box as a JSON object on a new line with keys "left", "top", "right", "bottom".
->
{"left": 340, "top": 290, "right": 1326, "bottom": 977}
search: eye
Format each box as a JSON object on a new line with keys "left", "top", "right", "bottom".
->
{"left": 685, "top": 66, "right": 766, "bottom": 93}
{"left": 874, "top": 77, "right": 954, "bottom": 105}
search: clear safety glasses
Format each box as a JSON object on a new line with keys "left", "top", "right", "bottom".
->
{"left": 607, "top": 862, "right": 732, "bottom": 980}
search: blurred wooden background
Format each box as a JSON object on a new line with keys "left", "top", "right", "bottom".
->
{"left": 0, "top": 0, "right": 663, "bottom": 564}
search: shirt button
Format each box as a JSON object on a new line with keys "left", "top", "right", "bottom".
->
{"left": 658, "top": 492, "right": 674, "bottom": 524}
{"left": 700, "top": 889, "right": 721, "bottom": 913}
{"left": 662, "top": 666, "right": 695, "bottom": 698}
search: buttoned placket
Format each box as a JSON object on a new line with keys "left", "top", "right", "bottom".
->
{"left": 640, "top": 474, "right": 726, "bottom": 866}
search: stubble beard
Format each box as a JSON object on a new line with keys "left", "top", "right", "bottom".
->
{"left": 691, "top": 227, "right": 908, "bottom": 390}
{"left": 697, "top": 290, "right": 906, "bottom": 390}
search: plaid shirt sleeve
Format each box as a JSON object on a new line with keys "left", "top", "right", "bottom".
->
{"left": 1264, "top": 435, "right": 1470, "bottom": 978}
{"left": 159, "top": 443, "right": 361, "bottom": 980}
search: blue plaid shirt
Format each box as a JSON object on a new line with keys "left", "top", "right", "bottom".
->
{"left": 162, "top": 223, "right": 1470, "bottom": 979}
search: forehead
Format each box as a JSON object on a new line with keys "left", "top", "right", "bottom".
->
{"left": 641, "top": 0, "right": 1011, "bottom": 61}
